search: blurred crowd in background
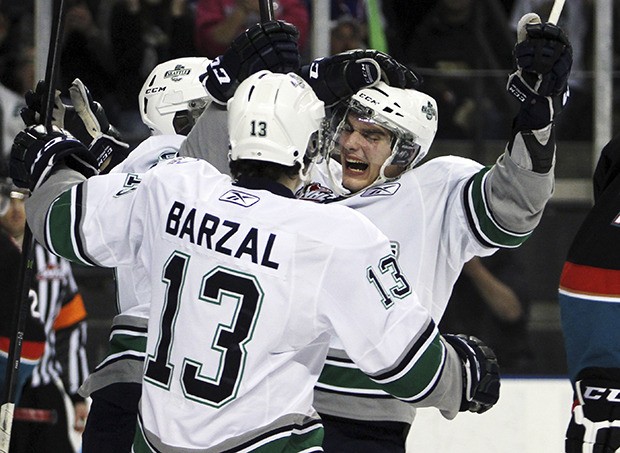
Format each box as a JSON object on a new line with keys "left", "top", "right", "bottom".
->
{"left": 0, "top": 0, "right": 618, "bottom": 154}
{"left": 0, "top": 0, "right": 617, "bottom": 380}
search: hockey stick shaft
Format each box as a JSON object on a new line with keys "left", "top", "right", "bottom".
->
{"left": 44, "top": 0, "right": 66, "bottom": 132}
{"left": 0, "top": 1, "right": 66, "bottom": 450}
{"left": 259, "top": 0, "right": 274, "bottom": 22}
{"left": 547, "top": 0, "right": 565, "bottom": 25}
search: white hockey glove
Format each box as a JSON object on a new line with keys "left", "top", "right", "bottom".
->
{"left": 566, "top": 368, "right": 620, "bottom": 453}
{"left": 21, "top": 79, "right": 122, "bottom": 146}
{"left": 442, "top": 334, "right": 500, "bottom": 414}
{"left": 21, "top": 79, "right": 130, "bottom": 174}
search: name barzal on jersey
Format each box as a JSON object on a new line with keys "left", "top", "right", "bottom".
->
{"left": 164, "top": 198, "right": 280, "bottom": 270}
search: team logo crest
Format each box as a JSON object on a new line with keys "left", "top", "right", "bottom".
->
{"left": 297, "top": 182, "right": 338, "bottom": 202}
{"left": 422, "top": 102, "right": 437, "bottom": 121}
{"left": 164, "top": 65, "right": 191, "bottom": 82}
{"left": 219, "top": 190, "right": 260, "bottom": 207}
{"left": 360, "top": 183, "right": 401, "bottom": 197}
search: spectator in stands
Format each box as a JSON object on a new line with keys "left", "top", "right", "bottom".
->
{"left": 194, "top": 0, "right": 309, "bottom": 58}
{"left": 59, "top": 0, "right": 119, "bottom": 128}
{"left": 107, "top": 0, "right": 197, "bottom": 143}
{"left": 405, "top": 0, "right": 514, "bottom": 140}
{"left": 0, "top": 4, "right": 33, "bottom": 158}
{"left": 330, "top": 17, "right": 365, "bottom": 54}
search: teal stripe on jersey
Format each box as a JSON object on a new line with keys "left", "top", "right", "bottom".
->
{"left": 467, "top": 167, "right": 532, "bottom": 248}
{"left": 46, "top": 190, "right": 88, "bottom": 265}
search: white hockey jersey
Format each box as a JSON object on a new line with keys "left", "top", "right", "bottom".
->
{"left": 300, "top": 151, "right": 553, "bottom": 422}
{"left": 28, "top": 158, "right": 465, "bottom": 451}
{"left": 79, "top": 134, "right": 184, "bottom": 397}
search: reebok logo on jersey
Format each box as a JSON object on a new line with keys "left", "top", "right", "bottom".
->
{"left": 360, "top": 183, "right": 401, "bottom": 197}
{"left": 219, "top": 190, "right": 260, "bottom": 207}
{"left": 613, "top": 211, "right": 620, "bottom": 227}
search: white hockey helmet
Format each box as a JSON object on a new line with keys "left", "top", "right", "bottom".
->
{"left": 227, "top": 70, "right": 326, "bottom": 177}
{"left": 325, "top": 81, "right": 438, "bottom": 188}
{"left": 139, "top": 57, "right": 212, "bottom": 136}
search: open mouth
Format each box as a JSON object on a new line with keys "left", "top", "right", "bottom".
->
{"left": 345, "top": 159, "right": 369, "bottom": 173}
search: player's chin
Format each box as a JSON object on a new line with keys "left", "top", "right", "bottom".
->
{"left": 342, "top": 170, "right": 373, "bottom": 193}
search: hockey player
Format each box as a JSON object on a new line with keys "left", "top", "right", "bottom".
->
{"left": 285, "top": 15, "right": 572, "bottom": 452}
{"left": 559, "top": 134, "right": 620, "bottom": 453}
{"left": 11, "top": 70, "right": 498, "bottom": 451}
{"left": 20, "top": 19, "right": 398, "bottom": 450}
{"left": 82, "top": 56, "right": 212, "bottom": 451}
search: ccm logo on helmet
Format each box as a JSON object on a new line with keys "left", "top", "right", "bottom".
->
{"left": 583, "top": 386, "right": 620, "bottom": 402}
{"left": 359, "top": 93, "right": 378, "bottom": 105}
{"left": 145, "top": 86, "right": 166, "bottom": 94}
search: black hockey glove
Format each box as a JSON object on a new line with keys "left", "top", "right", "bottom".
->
{"left": 299, "top": 50, "right": 381, "bottom": 108}
{"left": 21, "top": 79, "right": 122, "bottom": 146}
{"left": 360, "top": 49, "right": 422, "bottom": 89}
{"left": 507, "top": 16, "right": 572, "bottom": 131}
{"left": 442, "top": 334, "right": 500, "bottom": 414}
{"left": 566, "top": 368, "right": 620, "bottom": 453}
{"left": 203, "top": 20, "right": 300, "bottom": 105}
{"left": 10, "top": 125, "right": 98, "bottom": 191}
{"left": 88, "top": 134, "right": 131, "bottom": 174}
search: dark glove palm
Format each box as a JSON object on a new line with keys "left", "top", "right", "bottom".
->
{"left": 514, "top": 22, "right": 572, "bottom": 97}
{"left": 204, "top": 20, "right": 300, "bottom": 105}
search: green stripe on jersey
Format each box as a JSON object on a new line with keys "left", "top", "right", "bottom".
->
{"left": 109, "top": 332, "right": 147, "bottom": 355}
{"left": 47, "top": 190, "right": 86, "bottom": 265}
{"left": 372, "top": 334, "right": 444, "bottom": 400}
{"left": 318, "top": 363, "right": 386, "bottom": 394}
{"left": 468, "top": 167, "right": 531, "bottom": 247}
{"left": 319, "top": 334, "right": 445, "bottom": 400}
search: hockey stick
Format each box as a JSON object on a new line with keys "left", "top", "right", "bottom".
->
{"left": 258, "top": 0, "right": 274, "bottom": 22}
{"left": 547, "top": 0, "right": 566, "bottom": 25}
{"left": 0, "top": 1, "right": 66, "bottom": 450}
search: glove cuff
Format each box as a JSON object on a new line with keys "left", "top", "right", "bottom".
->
{"left": 89, "top": 134, "right": 130, "bottom": 173}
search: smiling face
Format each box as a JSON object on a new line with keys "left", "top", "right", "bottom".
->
{"left": 336, "top": 113, "right": 404, "bottom": 193}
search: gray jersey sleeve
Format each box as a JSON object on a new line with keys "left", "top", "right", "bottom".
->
{"left": 26, "top": 167, "right": 86, "bottom": 245}
{"left": 179, "top": 103, "right": 230, "bottom": 175}
{"left": 485, "top": 130, "right": 555, "bottom": 233}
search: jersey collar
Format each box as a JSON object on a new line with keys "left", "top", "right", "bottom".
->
{"left": 233, "top": 176, "right": 296, "bottom": 199}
